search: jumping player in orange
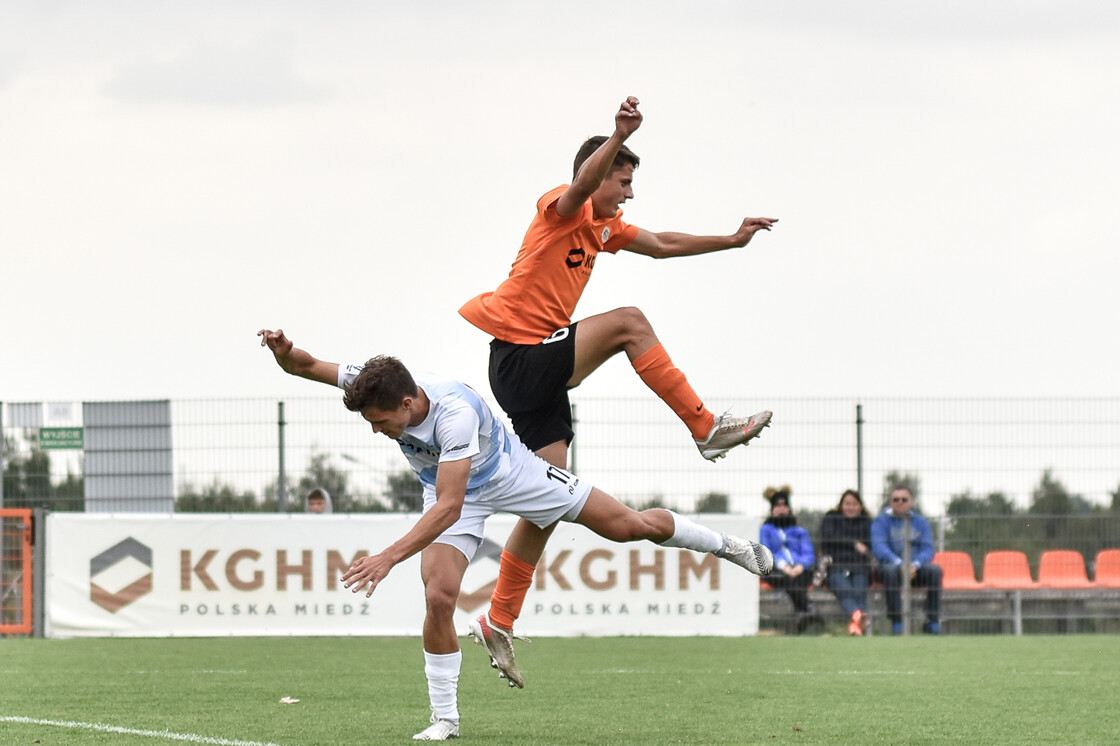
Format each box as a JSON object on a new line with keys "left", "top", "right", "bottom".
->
{"left": 459, "top": 96, "right": 778, "bottom": 687}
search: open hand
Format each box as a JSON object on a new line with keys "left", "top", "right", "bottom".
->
{"left": 731, "top": 217, "right": 778, "bottom": 247}
{"left": 342, "top": 554, "right": 392, "bottom": 599}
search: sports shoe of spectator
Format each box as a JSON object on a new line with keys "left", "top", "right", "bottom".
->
{"left": 413, "top": 712, "right": 459, "bottom": 741}
{"left": 695, "top": 410, "right": 772, "bottom": 461}
{"left": 468, "top": 612, "right": 527, "bottom": 689}
{"left": 714, "top": 534, "right": 774, "bottom": 576}
{"left": 891, "top": 621, "right": 904, "bottom": 635}
{"left": 923, "top": 620, "right": 941, "bottom": 635}
{"left": 848, "top": 609, "right": 866, "bottom": 636}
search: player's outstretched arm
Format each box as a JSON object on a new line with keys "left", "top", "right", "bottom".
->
{"left": 556, "top": 96, "right": 643, "bottom": 217}
{"left": 257, "top": 328, "right": 340, "bottom": 387}
{"left": 341, "top": 459, "right": 469, "bottom": 597}
{"left": 624, "top": 216, "right": 778, "bottom": 259}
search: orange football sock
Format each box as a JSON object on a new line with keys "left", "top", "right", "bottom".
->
{"left": 632, "top": 343, "right": 714, "bottom": 440}
{"left": 488, "top": 550, "right": 536, "bottom": 631}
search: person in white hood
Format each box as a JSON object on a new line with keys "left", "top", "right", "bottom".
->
{"left": 305, "top": 487, "right": 332, "bottom": 514}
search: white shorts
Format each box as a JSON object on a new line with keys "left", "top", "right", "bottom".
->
{"left": 427, "top": 437, "right": 593, "bottom": 563}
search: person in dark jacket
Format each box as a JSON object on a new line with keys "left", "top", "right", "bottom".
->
{"left": 819, "top": 489, "right": 872, "bottom": 635}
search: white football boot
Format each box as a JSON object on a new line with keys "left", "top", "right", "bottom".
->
{"left": 413, "top": 712, "right": 459, "bottom": 741}
{"left": 467, "top": 612, "right": 527, "bottom": 689}
{"left": 695, "top": 410, "right": 772, "bottom": 461}
{"left": 715, "top": 534, "right": 774, "bottom": 576}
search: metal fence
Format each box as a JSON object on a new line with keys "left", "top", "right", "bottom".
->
{"left": 4, "top": 395, "right": 1119, "bottom": 520}
{"left": 5, "top": 396, "right": 1120, "bottom": 636}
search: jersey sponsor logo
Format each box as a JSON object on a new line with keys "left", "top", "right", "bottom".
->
{"left": 399, "top": 438, "right": 439, "bottom": 459}
{"left": 542, "top": 327, "right": 570, "bottom": 345}
{"left": 564, "top": 247, "right": 597, "bottom": 272}
{"left": 445, "top": 442, "right": 470, "bottom": 453}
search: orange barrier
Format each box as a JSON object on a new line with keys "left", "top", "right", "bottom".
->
{"left": 0, "top": 508, "right": 34, "bottom": 635}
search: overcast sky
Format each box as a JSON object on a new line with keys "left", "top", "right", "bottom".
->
{"left": 3, "top": 1, "right": 1118, "bottom": 407}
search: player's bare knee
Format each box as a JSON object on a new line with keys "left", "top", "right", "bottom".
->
{"left": 611, "top": 513, "right": 660, "bottom": 543}
{"left": 424, "top": 584, "right": 459, "bottom": 619}
{"left": 615, "top": 306, "right": 652, "bottom": 336}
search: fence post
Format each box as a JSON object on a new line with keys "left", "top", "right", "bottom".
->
{"left": 33, "top": 507, "right": 47, "bottom": 637}
{"left": 855, "top": 403, "right": 864, "bottom": 499}
{"left": 278, "top": 401, "right": 287, "bottom": 513}
{"left": 902, "top": 512, "right": 912, "bottom": 635}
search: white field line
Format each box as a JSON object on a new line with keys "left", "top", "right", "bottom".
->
{"left": 0, "top": 716, "right": 287, "bottom": 746}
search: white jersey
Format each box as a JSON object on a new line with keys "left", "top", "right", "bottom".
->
{"left": 338, "top": 365, "right": 511, "bottom": 492}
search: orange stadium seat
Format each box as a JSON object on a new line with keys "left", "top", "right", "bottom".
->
{"left": 933, "top": 551, "right": 984, "bottom": 590}
{"left": 1037, "top": 550, "right": 1092, "bottom": 589}
{"left": 982, "top": 550, "right": 1039, "bottom": 589}
{"left": 1092, "top": 549, "right": 1120, "bottom": 588}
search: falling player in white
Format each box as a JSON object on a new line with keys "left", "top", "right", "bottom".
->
{"left": 258, "top": 328, "right": 774, "bottom": 741}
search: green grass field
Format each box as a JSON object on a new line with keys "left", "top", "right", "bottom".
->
{"left": 2, "top": 635, "right": 1117, "bottom": 745}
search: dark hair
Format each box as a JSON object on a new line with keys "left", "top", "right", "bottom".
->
{"left": 836, "top": 488, "right": 869, "bottom": 516}
{"left": 343, "top": 356, "right": 417, "bottom": 413}
{"left": 763, "top": 484, "right": 792, "bottom": 510}
{"left": 573, "top": 136, "right": 640, "bottom": 180}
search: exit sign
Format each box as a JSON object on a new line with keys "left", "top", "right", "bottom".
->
{"left": 40, "top": 427, "right": 84, "bottom": 450}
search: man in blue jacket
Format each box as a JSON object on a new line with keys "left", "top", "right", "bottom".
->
{"left": 871, "top": 486, "right": 943, "bottom": 634}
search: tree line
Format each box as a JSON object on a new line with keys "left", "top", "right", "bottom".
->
{"left": 6, "top": 437, "right": 1120, "bottom": 565}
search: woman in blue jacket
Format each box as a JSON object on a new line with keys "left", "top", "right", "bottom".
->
{"left": 760, "top": 486, "right": 820, "bottom": 633}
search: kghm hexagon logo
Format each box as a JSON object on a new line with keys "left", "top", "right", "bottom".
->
{"left": 90, "top": 537, "right": 153, "bottom": 613}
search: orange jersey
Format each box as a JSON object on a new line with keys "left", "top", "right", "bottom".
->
{"left": 460, "top": 185, "right": 640, "bottom": 344}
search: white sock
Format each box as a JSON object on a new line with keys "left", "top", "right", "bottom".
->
{"left": 659, "top": 510, "right": 723, "bottom": 553}
{"left": 423, "top": 649, "right": 461, "bottom": 723}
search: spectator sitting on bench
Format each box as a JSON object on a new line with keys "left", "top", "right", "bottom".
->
{"left": 871, "top": 486, "right": 942, "bottom": 635}
{"left": 760, "top": 486, "right": 822, "bottom": 633}
{"left": 820, "top": 488, "right": 873, "bottom": 636}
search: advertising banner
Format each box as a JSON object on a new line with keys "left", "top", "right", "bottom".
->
{"left": 46, "top": 513, "right": 760, "bottom": 638}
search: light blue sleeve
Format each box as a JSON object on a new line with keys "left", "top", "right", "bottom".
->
{"left": 871, "top": 514, "right": 901, "bottom": 567}
{"left": 913, "top": 515, "right": 936, "bottom": 566}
